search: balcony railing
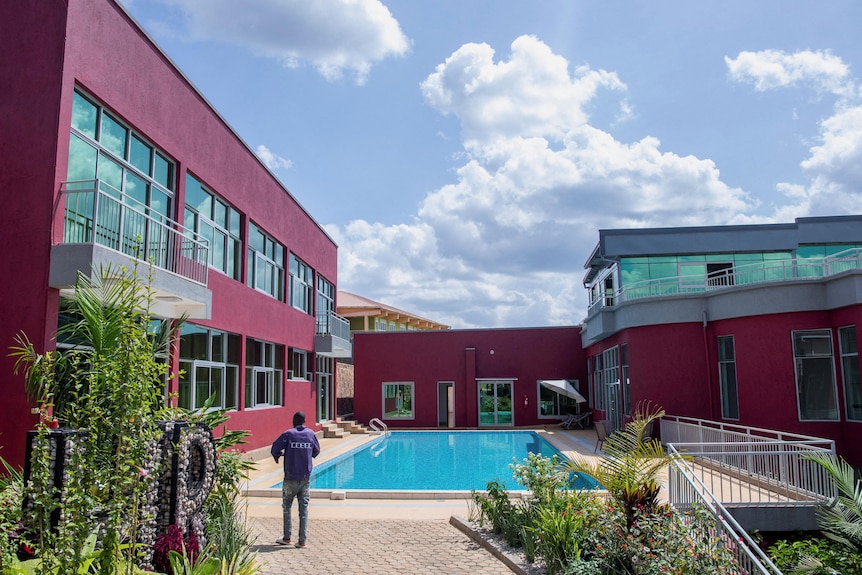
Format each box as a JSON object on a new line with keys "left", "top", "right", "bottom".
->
{"left": 60, "top": 180, "right": 209, "bottom": 285}
{"left": 590, "top": 249, "right": 862, "bottom": 310}
{"left": 316, "top": 309, "right": 350, "bottom": 340}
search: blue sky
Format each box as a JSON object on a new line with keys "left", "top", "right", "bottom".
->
{"left": 121, "top": 0, "right": 862, "bottom": 329}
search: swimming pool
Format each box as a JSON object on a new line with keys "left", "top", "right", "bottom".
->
{"left": 273, "top": 431, "right": 598, "bottom": 492}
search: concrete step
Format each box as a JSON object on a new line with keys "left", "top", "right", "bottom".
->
{"left": 321, "top": 422, "right": 347, "bottom": 438}
{"left": 335, "top": 418, "right": 369, "bottom": 434}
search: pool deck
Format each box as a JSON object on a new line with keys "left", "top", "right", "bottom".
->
{"left": 242, "top": 426, "right": 604, "bottom": 575}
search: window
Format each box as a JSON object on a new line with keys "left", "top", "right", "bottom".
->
{"left": 717, "top": 335, "right": 739, "bottom": 420}
{"left": 248, "top": 223, "right": 285, "bottom": 300}
{"left": 621, "top": 344, "right": 630, "bottom": 417}
{"left": 178, "top": 325, "right": 240, "bottom": 410}
{"left": 602, "top": 346, "right": 619, "bottom": 413}
{"left": 67, "top": 89, "right": 175, "bottom": 265}
{"left": 184, "top": 174, "right": 241, "bottom": 279}
{"left": 592, "top": 354, "right": 603, "bottom": 411}
{"left": 839, "top": 326, "right": 862, "bottom": 421}
{"left": 316, "top": 276, "right": 335, "bottom": 333}
{"left": 288, "top": 348, "right": 311, "bottom": 380}
{"left": 538, "top": 381, "right": 580, "bottom": 417}
{"left": 245, "top": 338, "right": 284, "bottom": 408}
{"left": 289, "top": 254, "right": 313, "bottom": 313}
{"left": 383, "top": 382, "right": 413, "bottom": 419}
{"left": 793, "top": 330, "right": 839, "bottom": 421}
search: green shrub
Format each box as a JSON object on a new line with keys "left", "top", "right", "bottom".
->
{"left": 769, "top": 536, "right": 862, "bottom": 575}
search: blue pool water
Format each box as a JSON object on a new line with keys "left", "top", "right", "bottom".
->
{"left": 273, "top": 431, "right": 599, "bottom": 492}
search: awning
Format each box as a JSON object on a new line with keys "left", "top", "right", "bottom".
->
{"left": 539, "top": 379, "right": 586, "bottom": 403}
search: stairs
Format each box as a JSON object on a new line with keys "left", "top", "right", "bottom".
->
{"left": 320, "top": 418, "right": 370, "bottom": 438}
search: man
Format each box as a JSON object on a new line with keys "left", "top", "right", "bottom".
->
{"left": 271, "top": 411, "right": 321, "bottom": 548}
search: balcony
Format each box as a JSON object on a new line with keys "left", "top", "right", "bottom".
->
{"left": 314, "top": 310, "right": 352, "bottom": 358}
{"left": 50, "top": 180, "right": 212, "bottom": 319}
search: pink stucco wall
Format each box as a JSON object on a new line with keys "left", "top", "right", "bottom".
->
{"left": 0, "top": 0, "right": 338, "bottom": 465}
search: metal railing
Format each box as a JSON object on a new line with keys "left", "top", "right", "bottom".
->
{"left": 368, "top": 417, "right": 389, "bottom": 436}
{"left": 316, "top": 309, "right": 351, "bottom": 340}
{"left": 60, "top": 180, "right": 209, "bottom": 285}
{"left": 662, "top": 416, "right": 835, "bottom": 507}
{"left": 590, "top": 249, "right": 862, "bottom": 310}
{"left": 666, "top": 444, "right": 785, "bottom": 575}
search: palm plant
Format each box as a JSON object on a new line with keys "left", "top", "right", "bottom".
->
{"left": 804, "top": 452, "right": 862, "bottom": 549}
{"left": 559, "top": 402, "right": 677, "bottom": 528}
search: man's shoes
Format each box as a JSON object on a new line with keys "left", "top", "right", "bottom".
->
{"left": 275, "top": 537, "right": 291, "bottom": 546}
{"left": 295, "top": 542, "right": 307, "bottom": 549}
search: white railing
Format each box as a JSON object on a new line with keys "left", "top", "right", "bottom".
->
{"left": 589, "top": 249, "right": 862, "bottom": 310}
{"left": 60, "top": 180, "right": 209, "bottom": 285}
{"left": 661, "top": 416, "right": 835, "bottom": 507}
{"left": 666, "top": 445, "right": 785, "bottom": 575}
{"left": 368, "top": 417, "right": 389, "bottom": 436}
{"left": 316, "top": 309, "right": 350, "bottom": 341}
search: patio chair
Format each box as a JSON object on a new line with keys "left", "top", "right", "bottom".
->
{"left": 559, "top": 414, "right": 577, "bottom": 429}
{"left": 594, "top": 420, "right": 608, "bottom": 453}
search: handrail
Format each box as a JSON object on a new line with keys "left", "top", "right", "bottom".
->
{"left": 59, "top": 179, "right": 209, "bottom": 285}
{"left": 368, "top": 417, "right": 389, "bottom": 436}
{"left": 589, "top": 248, "right": 862, "bottom": 310}
{"left": 666, "top": 444, "right": 785, "bottom": 575}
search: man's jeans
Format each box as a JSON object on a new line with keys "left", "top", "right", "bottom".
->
{"left": 282, "top": 478, "right": 310, "bottom": 544}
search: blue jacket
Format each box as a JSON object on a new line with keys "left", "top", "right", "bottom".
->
{"left": 271, "top": 425, "right": 321, "bottom": 481}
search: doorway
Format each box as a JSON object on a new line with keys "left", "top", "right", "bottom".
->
{"left": 478, "top": 380, "right": 513, "bottom": 426}
{"left": 437, "top": 382, "right": 454, "bottom": 427}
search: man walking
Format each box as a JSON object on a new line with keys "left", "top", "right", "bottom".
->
{"left": 271, "top": 411, "right": 321, "bottom": 548}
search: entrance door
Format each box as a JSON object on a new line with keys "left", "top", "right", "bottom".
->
{"left": 317, "top": 357, "right": 333, "bottom": 422}
{"left": 438, "top": 382, "right": 455, "bottom": 427}
{"left": 478, "top": 380, "right": 513, "bottom": 426}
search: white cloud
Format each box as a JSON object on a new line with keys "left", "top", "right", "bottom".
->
{"left": 333, "top": 36, "right": 757, "bottom": 328}
{"left": 727, "top": 49, "right": 862, "bottom": 218}
{"left": 725, "top": 49, "right": 854, "bottom": 97}
{"left": 255, "top": 144, "right": 293, "bottom": 171}
{"left": 161, "top": 0, "right": 410, "bottom": 83}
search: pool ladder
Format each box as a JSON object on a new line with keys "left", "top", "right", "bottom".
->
{"left": 368, "top": 417, "right": 389, "bottom": 436}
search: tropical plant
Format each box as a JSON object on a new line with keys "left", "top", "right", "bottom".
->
{"left": 0, "top": 457, "right": 25, "bottom": 570}
{"left": 559, "top": 402, "right": 678, "bottom": 528}
{"left": 9, "top": 264, "right": 182, "bottom": 574}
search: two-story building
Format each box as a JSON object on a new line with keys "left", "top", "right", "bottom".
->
{"left": 0, "top": 0, "right": 350, "bottom": 466}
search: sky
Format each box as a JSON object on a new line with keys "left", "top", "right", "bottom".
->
{"left": 120, "top": 0, "right": 862, "bottom": 329}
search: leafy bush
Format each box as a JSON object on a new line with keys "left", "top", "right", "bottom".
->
{"left": 768, "top": 535, "right": 862, "bottom": 575}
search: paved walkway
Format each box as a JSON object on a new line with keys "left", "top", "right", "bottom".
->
{"left": 242, "top": 426, "right": 601, "bottom": 575}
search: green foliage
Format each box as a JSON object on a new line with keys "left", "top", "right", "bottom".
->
{"left": 0, "top": 458, "right": 24, "bottom": 570}
{"left": 510, "top": 452, "right": 565, "bottom": 504}
{"left": 559, "top": 402, "right": 680, "bottom": 528}
{"left": 8, "top": 265, "right": 180, "bottom": 574}
{"left": 167, "top": 549, "right": 260, "bottom": 575}
{"left": 768, "top": 536, "right": 862, "bottom": 575}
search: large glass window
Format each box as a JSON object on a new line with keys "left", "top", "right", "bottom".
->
{"left": 621, "top": 344, "right": 630, "bottom": 417}
{"left": 184, "top": 174, "right": 241, "bottom": 279}
{"left": 316, "top": 276, "right": 335, "bottom": 333}
{"left": 248, "top": 223, "right": 285, "bottom": 300}
{"left": 290, "top": 254, "right": 313, "bottom": 314}
{"left": 717, "top": 335, "right": 739, "bottom": 420}
{"left": 839, "top": 326, "right": 862, "bottom": 421}
{"left": 383, "top": 382, "right": 414, "bottom": 419}
{"left": 67, "top": 89, "right": 175, "bottom": 264}
{"left": 288, "top": 348, "right": 311, "bottom": 380}
{"left": 178, "top": 325, "right": 240, "bottom": 410}
{"left": 538, "top": 381, "right": 580, "bottom": 417}
{"left": 245, "top": 338, "right": 284, "bottom": 408}
{"left": 793, "top": 330, "right": 839, "bottom": 421}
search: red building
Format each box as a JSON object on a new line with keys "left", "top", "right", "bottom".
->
{"left": 0, "top": 0, "right": 350, "bottom": 467}
{"left": 353, "top": 327, "right": 586, "bottom": 429}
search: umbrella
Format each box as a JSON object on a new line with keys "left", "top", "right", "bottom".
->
{"left": 539, "top": 379, "right": 586, "bottom": 403}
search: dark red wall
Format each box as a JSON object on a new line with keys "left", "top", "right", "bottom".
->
{"left": 586, "top": 308, "right": 862, "bottom": 467}
{"left": 353, "top": 327, "right": 587, "bottom": 428}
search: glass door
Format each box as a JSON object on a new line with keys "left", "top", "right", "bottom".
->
{"left": 317, "top": 356, "right": 333, "bottom": 422}
{"left": 478, "top": 380, "right": 513, "bottom": 426}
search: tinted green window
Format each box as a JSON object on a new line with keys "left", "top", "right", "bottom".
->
{"left": 101, "top": 113, "right": 127, "bottom": 158}
{"left": 153, "top": 153, "right": 172, "bottom": 190}
{"left": 797, "top": 246, "right": 825, "bottom": 259}
{"left": 67, "top": 134, "right": 98, "bottom": 182}
{"left": 129, "top": 134, "right": 152, "bottom": 175}
{"left": 71, "top": 91, "right": 98, "bottom": 139}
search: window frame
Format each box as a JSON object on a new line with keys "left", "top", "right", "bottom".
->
{"left": 288, "top": 348, "right": 311, "bottom": 381}
{"left": 382, "top": 382, "right": 414, "bottom": 420}
{"left": 289, "top": 253, "right": 313, "bottom": 314}
{"left": 177, "top": 325, "right": 240, "bottom": 411}
{"left": 717, "top": 335, "right": 740, "bottom": 420}
{"left": 537, "top": 380, "right": 581, "bottom": 419}
{"left": 792, "top": 329, "right": 839, "bottom": 422}
{"left": 184, "top": 173, "right": 241, "bottom": 279}
{"left": 245, "top": 338, "right": 284, "bottom": 409}
{"left": 248, "top": 222, "right": 285, "bottom": 300}
{"left": 839, "top": 325, "right": 862, "bottom": 422}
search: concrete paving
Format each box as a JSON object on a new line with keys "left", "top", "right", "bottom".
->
{"left": 241, "top": 426, "right": 601, "bottom": 575}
